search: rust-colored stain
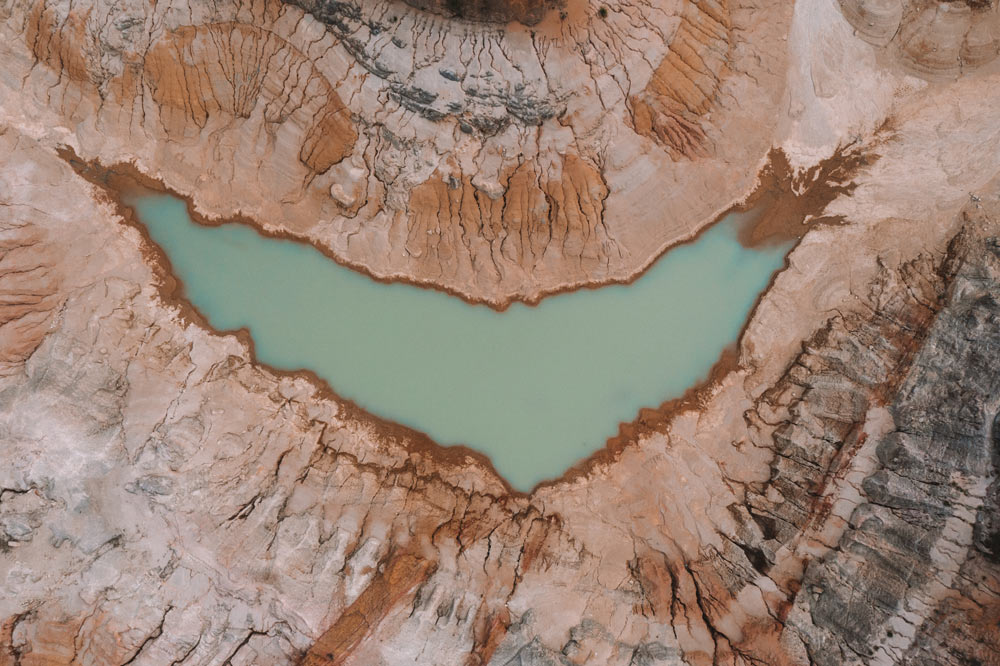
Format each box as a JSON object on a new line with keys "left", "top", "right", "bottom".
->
{"left": 300, "top": 553, "right": 436, "bottom": 665}
{"left": 629, "top": 0, "right": 732, "bottom": 160}
{"left": 737, "top": 142, "right": 882, "bottom": 248}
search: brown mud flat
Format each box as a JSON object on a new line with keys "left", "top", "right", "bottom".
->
{"left": 737, "top": 143, "right": 881, "bottom": 248}
{"left": 59, "top": 141, "right": 878, "bottom": 497}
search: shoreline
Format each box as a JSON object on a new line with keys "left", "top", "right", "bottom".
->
{"left": 60, "top": 146, "right": 839, "bottom": 314}
{"left": 60, "top": 142, "right": 878, "bottom": 497}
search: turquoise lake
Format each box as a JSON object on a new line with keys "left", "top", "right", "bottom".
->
{"left": 128, "top": 194, "right": 789, "bottom": 490}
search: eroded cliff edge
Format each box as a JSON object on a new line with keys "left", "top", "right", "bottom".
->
{"left": 1, "top": 0, "right": 794, "bottom": 307}
{"left": 2, "top": 0, "right": 1000, "bottom": 662}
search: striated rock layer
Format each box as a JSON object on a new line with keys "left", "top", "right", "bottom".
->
{"left": 2, "top": 0, "right": 1000, "bottom": 662}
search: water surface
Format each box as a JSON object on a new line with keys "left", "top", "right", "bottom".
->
{"left": 129, "top": 194, "right": 789, "bottom": 490}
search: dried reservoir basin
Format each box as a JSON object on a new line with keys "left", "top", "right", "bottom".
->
{"left": 128, "top": 193, "right": 790, "bottom": 490}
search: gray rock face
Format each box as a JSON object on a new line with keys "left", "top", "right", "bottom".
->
{"left": 283, "top": 0, "right": 563, "bottom": 135}
{"left": 785, "top": 232, "right": 1000, "bottom": 664}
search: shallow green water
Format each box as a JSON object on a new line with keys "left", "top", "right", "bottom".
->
{"left": 128, "top": 193, "right": 789, "bottom": 490}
